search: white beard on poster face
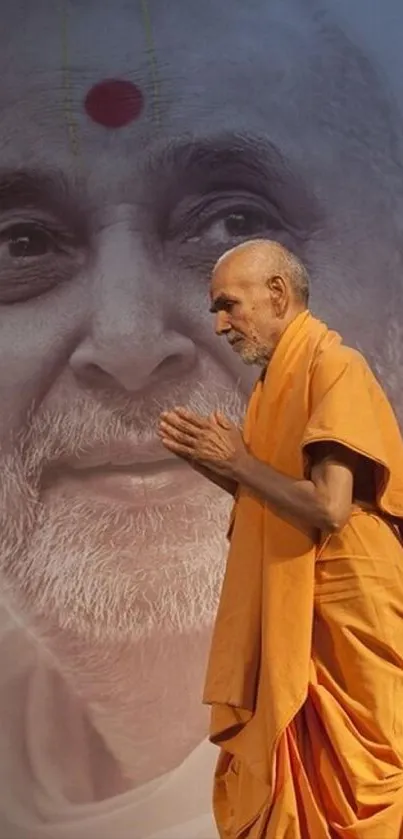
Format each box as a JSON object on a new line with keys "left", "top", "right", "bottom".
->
{"left": 0, "top": 379, "right": 246, "bottom": 644}
{"left": 1, "top": 314, "right": 402, "bottom": 648}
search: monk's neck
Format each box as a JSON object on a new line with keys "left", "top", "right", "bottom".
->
{"left": 264, "top": 306, "right": 309, "bottom": 368}
{"left": 277, "top": 305, "right": 308, "bottom": 340}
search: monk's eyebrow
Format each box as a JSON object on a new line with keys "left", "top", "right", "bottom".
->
{"left": 209, "top": 294, "right": 239, "bottom": 313}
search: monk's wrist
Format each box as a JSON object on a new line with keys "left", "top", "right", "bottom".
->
{"left": 232, "top": 450, "right": 259, "bottom": 485}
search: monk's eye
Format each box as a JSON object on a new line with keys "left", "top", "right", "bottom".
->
{"left": 2, "top": 222, "right": 61, "bottom": 259}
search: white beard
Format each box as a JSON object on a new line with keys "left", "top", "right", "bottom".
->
{"left": 14, "top": 489, "right": 231, "bottom": 643}
{"left": 0, "top": 379, "right": 245, "bottom": 645}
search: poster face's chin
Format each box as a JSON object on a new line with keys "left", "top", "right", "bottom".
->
{"left": 1, "top": 450, "right": 232, "bottom": 644}
{"left": 0, "top": 352, "right": 247, "bottom": 647}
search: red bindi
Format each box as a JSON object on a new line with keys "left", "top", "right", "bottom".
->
{"left": 84, "top": 79, "right": 144, "bottom": 129}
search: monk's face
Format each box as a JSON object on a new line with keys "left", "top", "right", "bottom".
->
{"left": 0, "top": 0, "right": 402, "bottom": 645}
{"left": 210, "top": 253, "right": 284, "bottom": 366}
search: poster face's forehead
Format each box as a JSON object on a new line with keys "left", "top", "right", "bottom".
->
{"left": 0, "top": 3, "right": 156, "bottom": 162}
{"left": 0, "top": 0, "right": 322, "bottom": 156}
{"left": 0, "top": 0, "right": 392, "bottom": 184}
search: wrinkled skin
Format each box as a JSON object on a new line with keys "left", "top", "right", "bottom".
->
{"left": 0, "top": 0, "right": 402, "bottom": 829}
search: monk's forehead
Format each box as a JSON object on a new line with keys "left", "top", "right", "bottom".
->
{"left": 0, "top": 0, "right": 365, "bottom": 164}
{"left": 211, "top": 256, "right": 262, "bottom": 297}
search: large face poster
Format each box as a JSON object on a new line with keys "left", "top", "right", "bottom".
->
{"left": 0, "top": 2, "right": 401, "bottom": 837}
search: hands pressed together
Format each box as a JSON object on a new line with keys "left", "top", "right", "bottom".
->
{"left": 158, "top": 407, "right": 247, "bottom": 479}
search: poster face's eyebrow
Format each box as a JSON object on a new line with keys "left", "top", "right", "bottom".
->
{"left": 152, "top": 131, "right": 288, "bottom": 191}
{"left": 149, "top": 131, "right": 321, "bottom": 232}
{"left": 0, "top": 168, "right": 89, "bottom": 238}
{"left": 0, "top": 168, "right": 72, "bottom": 213}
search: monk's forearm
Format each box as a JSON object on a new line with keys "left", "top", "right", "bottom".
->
{"left": 190, "top": 462, "right": 238, "bottom": 496}
{"left": 234, "top": 453, "right": 334, "bottom": 534}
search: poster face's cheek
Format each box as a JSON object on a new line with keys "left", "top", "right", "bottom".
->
{"left": 0, "top": 167, "right": 261, "bottom": 446}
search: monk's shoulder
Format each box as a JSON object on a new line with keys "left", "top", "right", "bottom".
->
{"left": 311, "top": 338, "right": 369, "bottom": 383}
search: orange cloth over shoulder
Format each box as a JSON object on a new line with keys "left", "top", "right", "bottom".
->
{"left": 203, "top": 311, "right": 403, "bottom": 838}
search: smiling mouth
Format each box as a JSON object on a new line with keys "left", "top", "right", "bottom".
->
{"left": 41, "top": 445, "right": 198, "bottom": 508}
{"left": 60, "top": 459, "right": 183, "bottom": 477}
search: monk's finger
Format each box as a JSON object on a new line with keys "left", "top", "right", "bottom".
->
{"left": 163, "top": 407, "right": 207, "bottom": 430}
{"left": 160, "top": 437, "right": 195, "bottom": 458}
{"left": 213, "top": 411, "right": 232, "bottom": 429}
{"left": 174, "top": 407, "right": 206, "bottom": 425}
{"left": 159, "top": 423, "right": 197, "bottom": 448}
{"left": 159, "top": 414, "right": 200, "bottom": 438}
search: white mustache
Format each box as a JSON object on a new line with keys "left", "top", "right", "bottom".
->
{"left": 227, "top": 330, "right": 243, "bottom": 345}
{"left": 16, "top": 381, "right": 246, "bottom": 478}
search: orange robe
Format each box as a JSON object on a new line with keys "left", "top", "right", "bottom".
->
{"left": 203, "top": 311, "right": 403, "bottom": 838}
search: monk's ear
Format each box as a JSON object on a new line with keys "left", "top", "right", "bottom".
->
{"left": 266, "top": 274, "right": 288, "bottom": 317}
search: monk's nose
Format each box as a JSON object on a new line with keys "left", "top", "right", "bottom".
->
{"left": 215, "top": 312, "right": 230, "bottom": 335}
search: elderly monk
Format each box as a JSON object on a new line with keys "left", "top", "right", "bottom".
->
{"left": 159, "top": 239, "right": 403, "bottom": 839}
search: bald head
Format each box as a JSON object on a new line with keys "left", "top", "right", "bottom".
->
{"left": 210, "top": 239, "right": 309, "bottom": 367}
{"left": 214, "top": 239, "right": 310, "bottom": 306}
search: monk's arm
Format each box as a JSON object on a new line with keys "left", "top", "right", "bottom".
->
{"left": 190, "top": 462, "right": 237, "bottom": 496}
{"left": 234, "top": 442, "right": 357, "bottom": 535}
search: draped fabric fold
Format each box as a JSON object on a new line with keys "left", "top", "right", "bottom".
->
{"left": 203, "top": 312, "right": 403, "bottom": 838}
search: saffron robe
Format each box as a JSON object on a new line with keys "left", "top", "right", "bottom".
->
{"left": 204, "top": 311, "right": 403, "bottom": 838}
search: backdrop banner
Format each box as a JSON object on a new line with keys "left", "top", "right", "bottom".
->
{"left": 0, "top": 2, "right": 401, "bottom": 837}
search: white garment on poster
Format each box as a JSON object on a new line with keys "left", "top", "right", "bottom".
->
{"left": 0, "top": 602, "right": 218, "bottom": 839}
